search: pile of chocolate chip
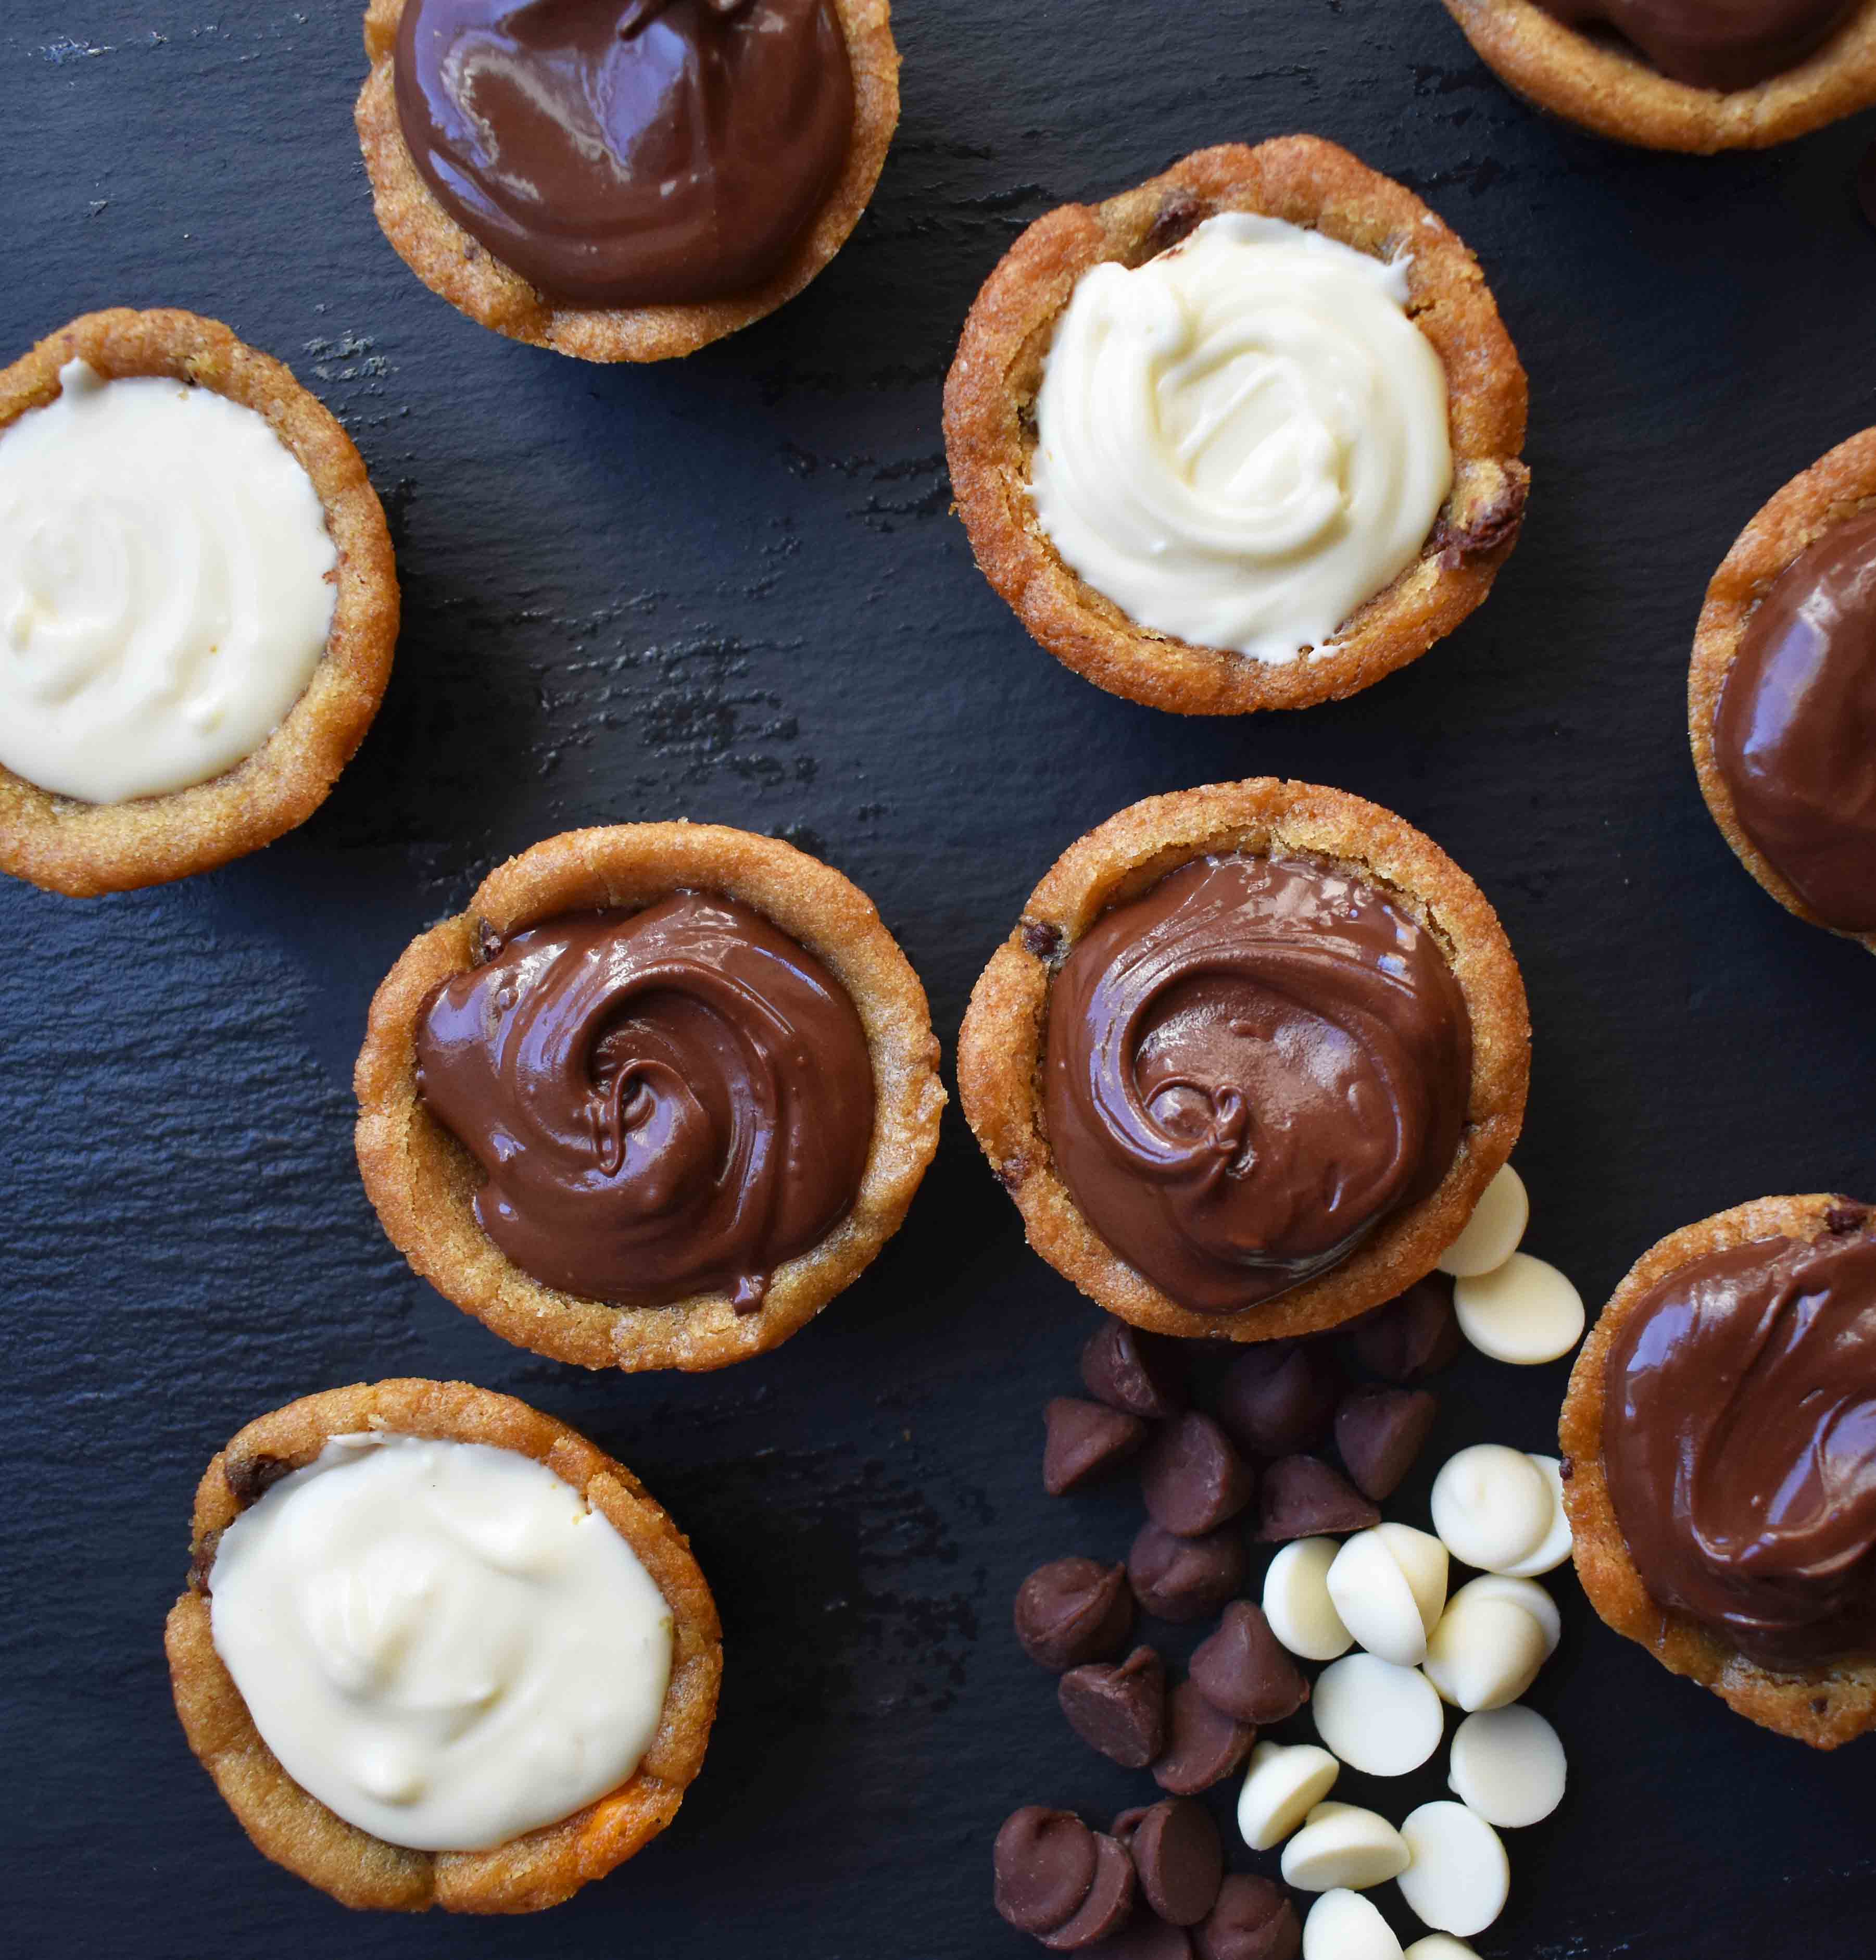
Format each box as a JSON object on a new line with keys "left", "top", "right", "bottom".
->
{"left": 993, "top": 1278, "right": 1457, "bottom": 1960}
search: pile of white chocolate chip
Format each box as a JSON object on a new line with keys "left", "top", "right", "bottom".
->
{"left": 1241, "top": 1164, "right": 1582, "bottom": 1959}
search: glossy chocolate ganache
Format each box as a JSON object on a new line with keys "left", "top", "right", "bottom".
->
{"left": 1043, "top": 855, "right": 1472, "bottom": 1314}
{"left": 1604, "top": 1208, "right": 1876, "bottom": 1670}
{"left": 416, "top": 892, "right": 875, "bottom": 1310}
{"left": 1534, "top": 0, "right": 1861, "bottom": 91}
{"left": 394, "top": 0, "right": 854, "bottom": 308}
{"left": 1714, "top": 505, "right": 1876, "bottom": 934}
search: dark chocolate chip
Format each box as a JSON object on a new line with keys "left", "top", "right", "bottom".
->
{"left": 1256, "top": 1456, "right": 1380, "bottom": 1542}
{"left": 1141, "top": 1412, "right": 1254, "bottom": 1537}
{"left": 1128, "top": 1522, "right": 1246, "bottom": 1623}
{"left": 1559, "top": 1456, "right": 1574, "bottom": 1480}
{"left": 1193, "top": 1875, "right": 1302, "bottom": 1960}
{"left": 1813, "top": 1694, "right": 1832, "bottom": 1715}
{"left": 1433, "top": 463, "right": 1528, "bottom": 567}
{"left": 1345, "top": 1275, "right": 1463, "bottom": 1383}
{"left": 1333, "top": 1386, "right": 1438, "bottom": 1501}
{"left": 472, "top": 916, "right": 503, "bottom": 964}
{"left": 223, "top": 1451, "right": 295, "bottom": 1510}
{"left": 1085, "top": 1915, "right": 1195, "bottom": 1960}
{"left": 1151, "top": 1679, "right": 1254, "bottom": 1795}
{"left": 1023, "top": 918, "right": 1066, "bottom": 961}
{"left": 1826, "top": 1202, "right": 1870, "bottom": 1235}
{"left": 1129, "top": 1798, "right": 1223, "bottom": 1927}
{"left": 1143, "top": 190, "right": 1205, "bottom": 259}
{"left": 1216, "top": 1345, "right": 1339, "bottom": 1457}
{"left": 994, "top": 1807, "right": 1098, "bottom": 1935}
{"left": 1060, "top": 1646, "right": 1166, "bottom": 1768}
{"left": 1111, "top": 1806, "right": 1151, "bottom": 1850}
{"left": 1041, "top": 1833, "right": 1138, "bottom": 1951}
{"left": 1017, "top": 1557, "right": 1135, "bottom": 1669}
{"left": 1083, "top": 1319, "right": 1188, "bottom": 1419}
{"left": 1188, "top": 1602, "right": 1309, "bottom": 1726}
{"left": 1047, "top": 1398, "right": 1150, "bottom": 1496}
{"left": 187, "top": 1528, "right": 221, "bottom": 1596}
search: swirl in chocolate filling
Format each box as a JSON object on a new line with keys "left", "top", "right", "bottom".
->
{"left": 1042, "top": 855, "right": 1472, "bottom": 1314}
{"left": 1533, "top": 0, "right": 1860, "bottom": 92}
{"left": 1603, "top": 1211, "right": 1876, "bottom": 1669}
{"left": 393, "top": 0, "right": 854, "bottom": 308}
{"left": 415, "top": 892, "right": 875, "bottom": 1310}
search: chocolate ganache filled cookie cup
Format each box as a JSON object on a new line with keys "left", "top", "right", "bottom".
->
{"left": 942, "top": 140, "right": 1529, "bottom": 716}
{"left": 1439, "top": 0, "right": 1876, "bottom": 150}
{"left": 356, "top": 0, "right": 900, "bottom": 362}
{"left": 356, "top": 824, "right": 945, "bottom": 1371}
{"left": 166, "top": 1379, "right": 722, "bottom": 1910}
{"left": 1561, "top": 1196, "right": 1876, "bottom": 1748}
{"left": 956, "top": 782, "right": 1529, "bottom": 1342}
{"left": 1690, "top": 427, "right": 1876, "bottom": 953}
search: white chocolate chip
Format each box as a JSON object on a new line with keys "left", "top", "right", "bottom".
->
{"left": 1397, "top": 1801, "right": 1509, "bottom": 1937}
{"left": 1430, "top": 1445, "right": 1552, "bottom": 1573}
{"left": 1436, "top": 1164, "right": 1529, "bottom": 1277}
{"left": 1281, "top": 1802, "right": 1411, "bottom": 1891}
{"left": 1238, "top": 1740, "right": 1341, "bottom": 1852}
{"left": 1327, "top": 1526, "right": 1447, "bottom": 1667}
{"left": 1499, "top": 1455, "right": 1572, "bottom": 1578}
{"left": 1449, "top": 1574, "right": 1561, "bottom": 1655}
{"left": 1448, "top": 1705, "right": 1566, "bottom": 1827}
{"left": 1423, "top": 1594, "right": 1548, "bottom": 1712}
{"left": 1264, "top": 1536, "right": 1355, "bottom": 1662}
{"left": 1453, "top": 1253, "right": 1584, "bottom": 1366}
{"left": 1404, "top": 1941, "right": 1481, "bottom": 1960}
{"left": 1312, "top": 1653, "right": 1445, "bottom": 1776}
{"left": 1303, "top": 1887, "right": 1405, "bottom": 1960}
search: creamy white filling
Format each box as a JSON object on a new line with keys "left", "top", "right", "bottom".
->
{"left": 209, "top": 1434, "right": 674, "bottom": 1853}
{"left": 1029, "top": 213, "right": 1453, "bottom": 663}
{"left": 0, "top": 359, "right": 337, "bottom": 804}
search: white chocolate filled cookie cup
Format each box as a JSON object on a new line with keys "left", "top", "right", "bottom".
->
{"left": 0, "top": 309, "right": 398, "bottom": 897}
{"left": 166, "top": 1379, "right": 722, "bottom": 1913}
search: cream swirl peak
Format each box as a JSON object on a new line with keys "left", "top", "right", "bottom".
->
{"left": 1043, "top": 855, "right": 1472, "bottom": 1313}
{"left": 1028, "top": 215, "right": 1452, "bottom": 663}
{"left": 208, "top": 1433, "right": 674, "bottom": 1852}
{"left": 416, "top": 893, "right": 876, "bottom": 1310}
{"left": 0, "top": 359, "right": 336, "bottom": 805}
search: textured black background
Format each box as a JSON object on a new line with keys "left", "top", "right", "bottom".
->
{"left": 5, "top": 5, "right": 1876, "bottom": 1956}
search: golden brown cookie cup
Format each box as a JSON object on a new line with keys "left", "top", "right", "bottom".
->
{"left": 356, "top": 822, "right": 946, "bottom": 1372}
{"left": 1689, "top": 427, "right": 1876, "bottom": 957}
{"left": 165, "top": 1378, "right": 723, "bottom": 1912}
{"left": 941, "top": 139, "right": 1529, "bottom": 717}
{"left": 1560, "top": 1195, "right": 1876, "bottom": 1749}
{"left": 956, "top": 780, "right": 1530, "bottom": 1341}
{"left": 0, "top": 310, "right": 398, "bottom": 898}
{"left": 355, "top": 0, "right": 900, "bottom": 363}
{"left": 1440, "top": 0, "right": 1876, "bottom": 151}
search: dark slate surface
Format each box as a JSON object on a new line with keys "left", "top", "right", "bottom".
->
{"left": 5, "top": 4, "right": 1875, "bottom": 1955}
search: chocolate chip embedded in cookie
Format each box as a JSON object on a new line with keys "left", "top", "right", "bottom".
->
{"left": 1560, "top": 1192, "right": 1876, "bottom": 1748}
{"left": 1439, "top": 0, "right": 1876, "bottom": 152}
{"left": 0, "top": 309, "right": 397, "bottom": 897}
{"left": 1689, "top": 426, "right": 1876, "bottom": 953}
{"left": 355, "top": 822, "right": 945, "bottom": 1373}
{"left": 956, "top": 780, "right": 1529, "bottom": 1342}
{"left": 354, "top": 0, "right": 899, "bottom": 361}
{"left": 942, "top": 139, "right": 1527, "bottom": 715}
{"left": 163, "top": 1379, "right": 721, "bottom": 1912}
